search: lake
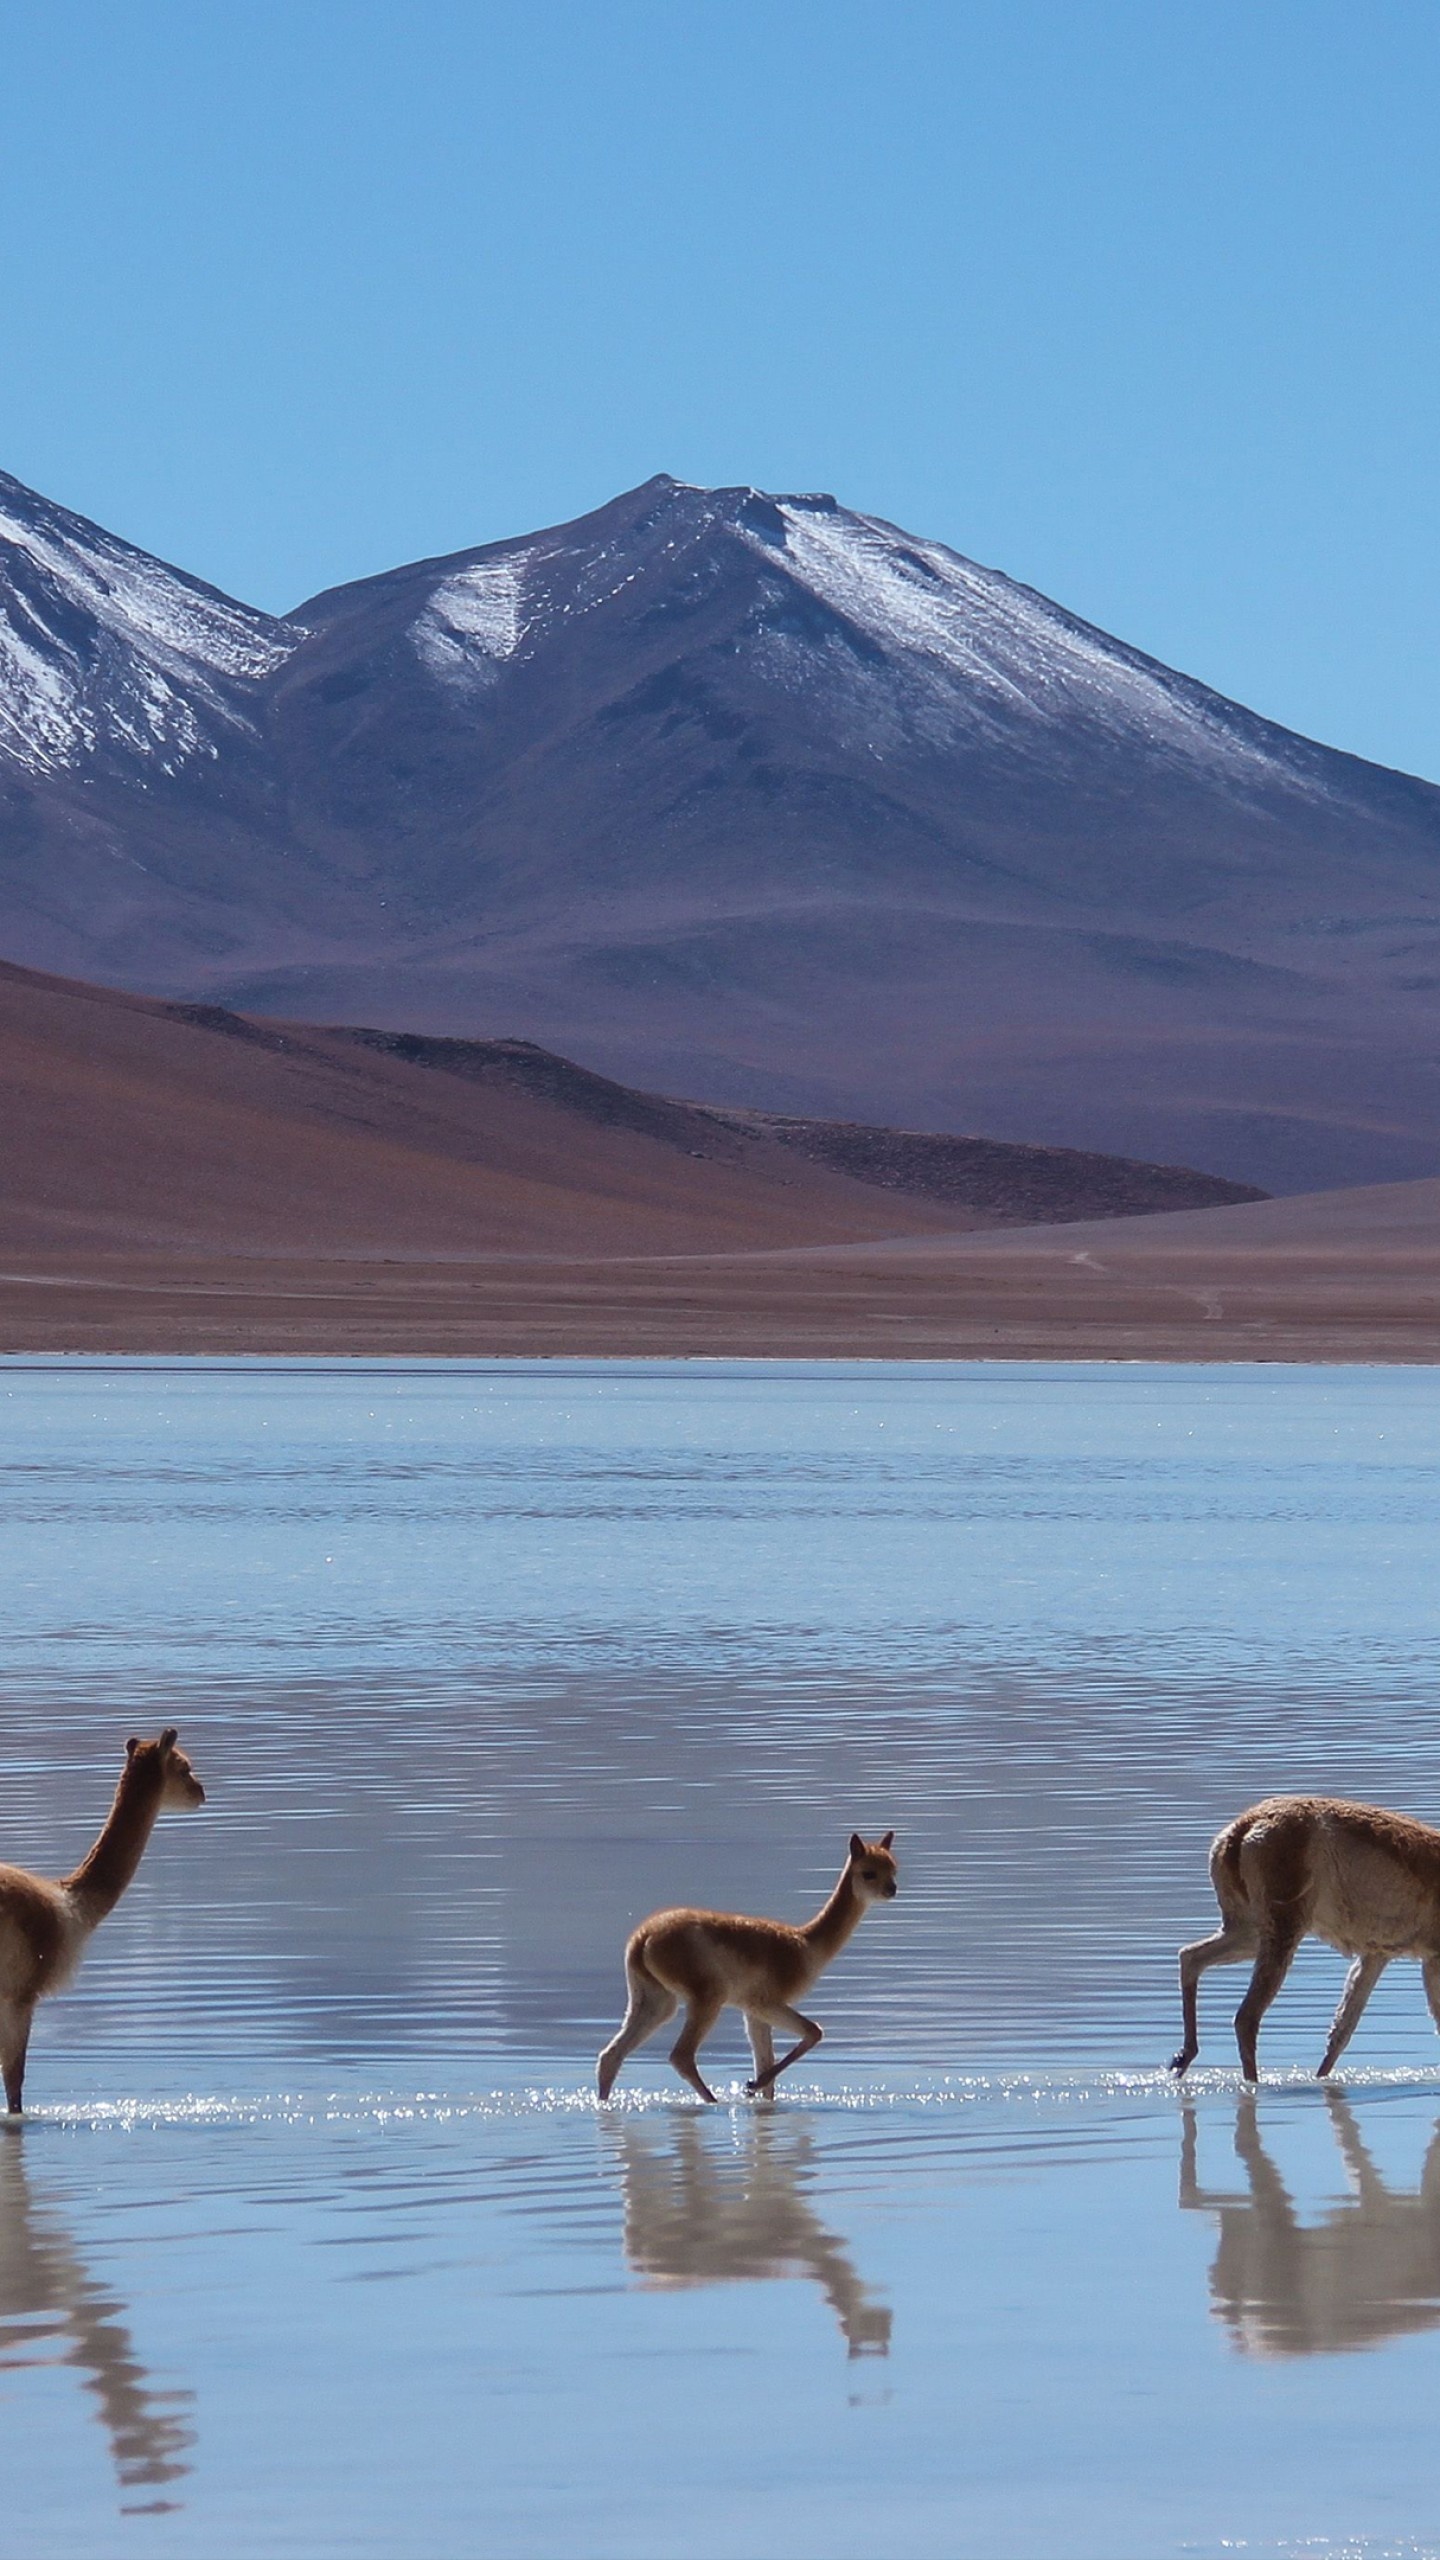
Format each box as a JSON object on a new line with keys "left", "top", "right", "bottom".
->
{"left": 2, "top": 1357, "right": 1440, "bottom": 2557}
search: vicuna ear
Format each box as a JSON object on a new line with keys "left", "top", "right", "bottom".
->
{"left": 159, "top": 1727, "right": 178, "bottom": 1752}
{"left": 849, "top": 1833, "right": 866, "bottom": 1860}
{"left": 125, "top": 1737, "right": 140, "bottom": 1757}
{"left": 879, "top": 1830, "right": 894, "bottom": 1850}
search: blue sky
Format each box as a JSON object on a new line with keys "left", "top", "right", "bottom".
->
{"left": 3, "top": 0, "right": 1438, "bottom": 777}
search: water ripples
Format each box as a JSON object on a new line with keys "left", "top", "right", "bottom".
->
{"left": 4, "top": 1359, "right": 1440, "bottom": 2555}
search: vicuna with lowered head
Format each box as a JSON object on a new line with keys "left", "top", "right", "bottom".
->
{"left": 597, "top": 1832, "right": 897, "bottom": 2105}
{"left": 1172, "top": 1794, "right": 1440, "bottom": 2083}
{"left": 0, "top": 1730, "right": 205, "bottom": 2114}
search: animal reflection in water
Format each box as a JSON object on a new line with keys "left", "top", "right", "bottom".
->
{"left": 1181, "top": 2090, "right": 1440, "bottom": 2358}
{"left": 0, "top": 2139, "right": 192, "bottom": 2508}
{"left": 604, "top": 2111, "right": 892, "bottom": 2358}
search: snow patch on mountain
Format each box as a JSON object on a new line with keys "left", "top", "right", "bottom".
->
{"left": 413, "top": 554, "right": 529, "bottom": 683}
{"left": 0, "top": 477, "right": 298, "bottom": 779}
{"left": 412, "top": 539, "right": 658, "bottom": 683}
{"left": 752, "top": 497, "right": 1284, "bottom": 785}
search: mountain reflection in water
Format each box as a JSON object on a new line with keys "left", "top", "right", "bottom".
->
{"left": 603, "top": 2112, "right": 891, "bottom": 2358}
{"left": 0, "top": 2138, "right": 193, "bottom": 2511}
{"left": 1181, "top": 2091, "right": 1440, "bottom": 2359}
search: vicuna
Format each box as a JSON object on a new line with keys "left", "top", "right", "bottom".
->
{"left": 597, "top": 1832, "right": 898, "bottom": 2104}
{"left": 0, "top": 1731, "right": 205, "bottom": 2114}
{"left": 1172, "top": 1793, "right": 1440, "bottom": 2082}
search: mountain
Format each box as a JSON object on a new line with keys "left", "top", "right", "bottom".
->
{"left": 0, "top": 959, "right": 1259, "bottom": 1260}
{"left": 3, "top": 467, "right": 1440, "bottom": 1191}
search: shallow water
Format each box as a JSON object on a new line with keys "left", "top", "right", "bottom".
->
{"left": 2, "top": 1358, "right": 1440, "bottom": 2556}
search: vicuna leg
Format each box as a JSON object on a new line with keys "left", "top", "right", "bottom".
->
{"left": 0, "top": 2000, "right": 33, "bottom": 2117}
{"left": 670, "top": 1994, "right": 725, "bottom": 2104}
{"left": 1317, "top": 1954, "right": 1387, "bottom": 2079}
{"left": 1171, "top": 1924, "right": 1256, "bottom": 2076}
{"left": 597, "top": 1966, "right": 678, "bottom": 2102}
{"left": 746, "top": 2004, "right": 822, "bottom": 2095}
{"left": 745, "top": 2015, "right": 776, "bottom": 2105}
{"left": 1234, "top": 1924, "right": 1304, "bottom": 2082}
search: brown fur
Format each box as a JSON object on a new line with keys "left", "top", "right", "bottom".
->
{"left": 1172, "top": 1794, "right": 1440, "bottom": 2082}
{"left": 597, "top": 1833, "right": 898, "bottom": 2104}
{"left": 0, "top": 1730, "right": 205, "bottom": 2114}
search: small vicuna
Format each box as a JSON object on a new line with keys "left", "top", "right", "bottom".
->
{"left": 597, "top": 1832, "right": 897, "bottom": 2105}
{"left": 0, "top": 1730, "right": 205, "bottom": 2113}
{"left": 1172, "top": 1794, "right": 1440, "bottom": 2082}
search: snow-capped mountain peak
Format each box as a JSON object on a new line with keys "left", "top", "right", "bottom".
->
{"left": 0, "top": 470, "right": 299, "bottom": 780}
{"left": 342, "top": 473, "right": 1308, "bottom": 800}
{"left": 5, "top": 464, "right": 1440, "bottom": 1196}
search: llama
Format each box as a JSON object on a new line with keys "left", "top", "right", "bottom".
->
{"left": 597, "top": 1832, "right": 897, "bottom": 2104}
{"left": 0, "top": 1730, "right": 205, "bottom": 2113}
{"left": 1171, "top": 1794, "right": 1440, "bottom": 2082}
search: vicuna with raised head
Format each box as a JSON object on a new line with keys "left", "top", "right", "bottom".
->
{"left": 0, "top": 1730, "right": 205, "bottom": 2114}
{"left": 1172, "top": 1794, "right": 1440, "bottom": 2082}
{"left": 597, "top": 1832, "right": 897, "bottom": 2105}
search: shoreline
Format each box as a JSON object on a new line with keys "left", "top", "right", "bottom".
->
{"left": 3, "top": 1239, "right": 1437, "bottom": 1361}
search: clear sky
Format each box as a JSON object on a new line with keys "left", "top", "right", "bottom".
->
{"left": 3, "top": 0, "right": 1438, "bottom": 777}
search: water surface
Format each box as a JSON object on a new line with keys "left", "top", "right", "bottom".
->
{"left": 2, "top": 1359, "right": 1439, "bottom": 2556}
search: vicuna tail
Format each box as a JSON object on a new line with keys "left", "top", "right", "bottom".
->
{"left": 1211, "top": 1814, "right": 1257, "bottom": 1913}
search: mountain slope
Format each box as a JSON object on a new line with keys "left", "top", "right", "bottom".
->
{"left": 0, "top": 468, "right": 295, "bottom": 781}
{"left": 2, "top": 470, "right": 1439, "bottom": 1190}
{"left": 0, "top": 959, "right": 1259, "bottom": 1258}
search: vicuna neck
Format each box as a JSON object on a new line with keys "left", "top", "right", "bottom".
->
{"left": 801, "top": 1867, "right": 868, "bottom": 1965}
{"left": 63, "top": 1760, "right": 165, "bottom": 1928}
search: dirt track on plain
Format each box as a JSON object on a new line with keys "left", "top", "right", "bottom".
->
{"left": 2, "top": 1224, "right": 1436, "bottom": 1360}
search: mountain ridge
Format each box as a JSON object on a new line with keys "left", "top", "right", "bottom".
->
{"left": 3, "top": 466, "right": 1439, "bottom": 1192}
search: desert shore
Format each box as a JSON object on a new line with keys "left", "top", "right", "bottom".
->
{"left": 4, "top": 1177, "right": 1438, "bottom": 1361}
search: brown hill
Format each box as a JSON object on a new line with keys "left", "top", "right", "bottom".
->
{"left": 0, "top": 959, "right": 1259, "bottom": 1259}
{"left": 0, "top": 959, "right": 1426, "bottom": 1358}
{"left": 704, "top": 1108, "right": 1262, "bottom": 1223}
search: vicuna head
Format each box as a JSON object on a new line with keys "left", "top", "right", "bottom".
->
{"left": 848, "top": 1832, "right": 897, "bottom": 1902}
{"left": 125, "top": 1728, "right": 206, "bottom": 1810}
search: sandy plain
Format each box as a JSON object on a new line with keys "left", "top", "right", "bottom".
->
{"left": 4, "top": 1184, "right": 1438, "bottom": 1360}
